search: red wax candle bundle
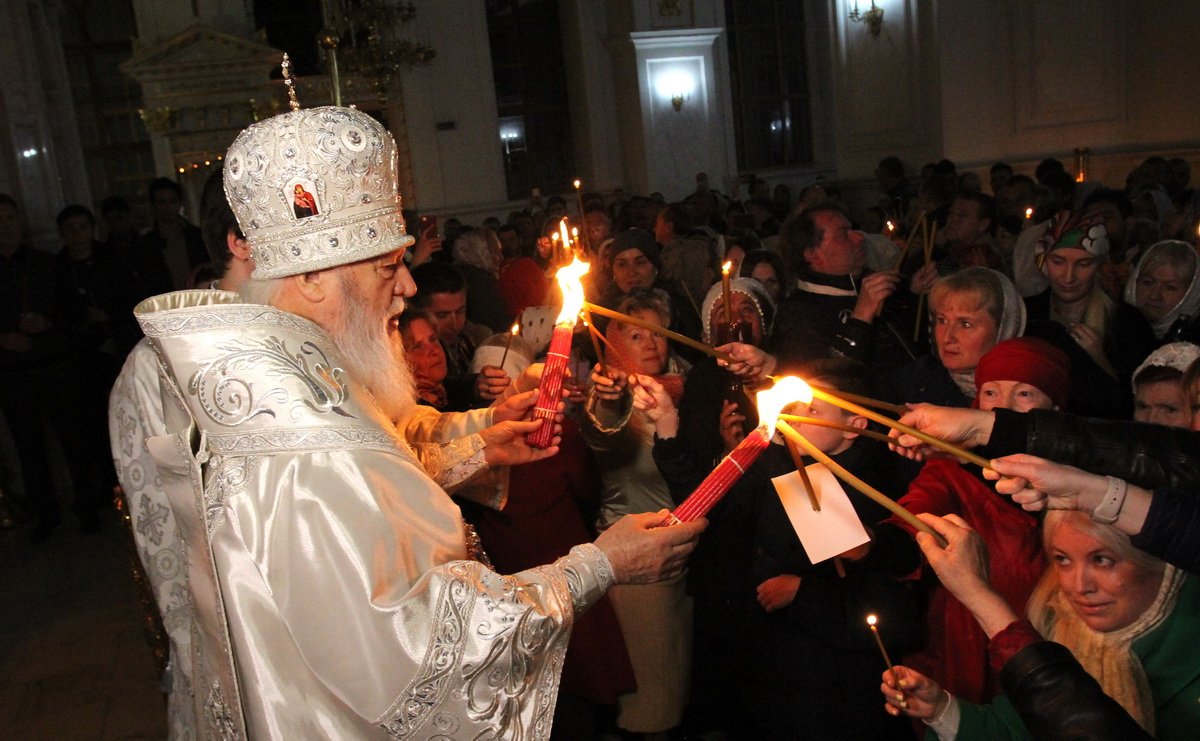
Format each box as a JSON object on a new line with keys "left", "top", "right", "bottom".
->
{"left": 662, "top": 426, "right": 771, "bottom": 524}
{"left": 527, "top": 322, "right": 573, "bottom": 448}
{"left": 528, "top": 254, "right": 591, "bottom": 449}
{"left": 661, "top": 376, "right": 810, "bottom": 525}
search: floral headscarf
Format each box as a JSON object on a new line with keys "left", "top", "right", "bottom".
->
{"left": 1035, "top": 210, "right": 1110, "bottom": 271}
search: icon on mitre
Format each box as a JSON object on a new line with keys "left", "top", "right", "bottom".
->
{"left": 289, "top": 180, "right": 319, "bottom": 219}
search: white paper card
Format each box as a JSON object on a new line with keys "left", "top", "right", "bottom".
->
{"left": 772, "top": 463, "right": 870, "bottom": 564}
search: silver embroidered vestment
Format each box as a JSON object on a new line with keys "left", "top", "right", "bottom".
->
{"left": 136, "top": 293, "right": 613, "bottom": 739}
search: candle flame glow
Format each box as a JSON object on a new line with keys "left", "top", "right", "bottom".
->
{"left": 867, "top": 614, "right": 878, "bottom": 626}
{"left": 756, "top": 376, "right": 814, "bottom": 431}
{"left": 553, "top": 255, "right": 591, "bottom": 325}
{"left": 559, "top": 218, "right": 571, "bottom": 251}
{"left": 1025, "top": 207, "right": 1033, "bottom": 218}
{"left": 573, "top": 179, "right": 581, "bottom": 190}
{"left": 886, "top": 220, "right": 895, "bottom": 232}
{"left": 722, "top": 260, "right": 732, "bottom": 275}
{"left": 510, "top": 322, "right": 520, "bottom": 335}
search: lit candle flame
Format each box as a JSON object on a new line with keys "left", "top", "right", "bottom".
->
{"left": 572, "top": 227, "right": 579, "bottom": 239}
{"left": 573, "top": 179, "right": 582, "bottom": 190}
{"left": 559, "top": 218, "right": 571, "bottom": 250}
{"left": 755, "top": 376, "right": 814, "bottom": 431}
{"left": 551, "top": 232, "right": 560, "bottom": 243}
{"left": 886, "top": 220, "right": 895, "bottom": 232}
{"left": 1025, "top": 207, "right": 1034, "bottom": 219}
{"left": 722, "top": 260, "right": 732, "bottom": 275}
{"left": 552, "top": 255, "right": 591, "bottom": 325}
{"left": 867, "top": 614, "right": 878, "bottom": 626}
{"left": 510, "top": 322, "right": 520, "bottom": 336}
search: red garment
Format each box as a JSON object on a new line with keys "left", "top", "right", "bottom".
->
{"left": 460, "top": 418, "right": 636, "bottom": 704}
{"left": 892, "top": 459, "right": 1045, "bottom": 703}
{"left": 497, "top": 256, "right": 548, "bottom": 318}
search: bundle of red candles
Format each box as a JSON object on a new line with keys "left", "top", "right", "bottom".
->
{"left": 527, "top": 253, "right": 590, "bottom": 449}
{"left": 661, "top": 377, "right": 809, "bottom": 525}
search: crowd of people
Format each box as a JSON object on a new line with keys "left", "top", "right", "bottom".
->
{"left": 3, "top": 119, "right": 1200, "bottom": 740}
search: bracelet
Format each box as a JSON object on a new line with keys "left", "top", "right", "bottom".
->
{"left": 922, "top": 689, "right": 954, "bottom": 726}
{"left": 1091, "top": 476, "right": 1127, "bottom": 525}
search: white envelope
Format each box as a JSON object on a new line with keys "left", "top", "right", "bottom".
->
{"left": 772, "top": 463, "right": 870, "bottom": 564}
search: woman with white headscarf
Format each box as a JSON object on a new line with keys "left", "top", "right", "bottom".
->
{"left": 1124, "top": 240, "right": 1200, "bottom": 345}
{"left": 886, "top": 267, "right": 1026, "bottom": 408}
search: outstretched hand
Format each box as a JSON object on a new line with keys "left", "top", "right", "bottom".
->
{"left": 715, "top": 342, "right": 776, "bottom": 382}
{"left": 888, "top": 404, "right": 995, "bottom": 461}
{"left": 595, "top": 511, "right": 706, "bottom": 584}
{"left": 984, "top": 454, "right": 1108, "bottom": 514}
{"left": 915, "top": 513, "right": 1020, "bottom": 638}
{"left": 590, "top": 364, "right": 629, "bottom": 404}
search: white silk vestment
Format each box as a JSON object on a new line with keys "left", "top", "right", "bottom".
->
{"left": 133, "top": 292, "right": 614, "bottom": 739}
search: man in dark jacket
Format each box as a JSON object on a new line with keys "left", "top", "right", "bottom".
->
{"left": 769, "top": 203, "right": 912, "bottom": 373}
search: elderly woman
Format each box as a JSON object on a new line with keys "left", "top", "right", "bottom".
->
{"left": 582, "top": 288, "right": 692, "bottom": 739}
{"left": 884, "top": 509, "right": 1199, "bottom": 740}
{"left": 1125, "top": 239, "right": 1200, "bottom": 345}
{"left": 873, "top": 338, "right": 1070, "bottom": 705}
{"left": 887, "top": 267, "right": 1026, "bottom": 407}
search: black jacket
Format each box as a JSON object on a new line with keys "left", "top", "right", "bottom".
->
{"left": 1000, "top": 640, "right": 1151, "bottom": 741}
{"left": 988, "top": 408, "right": 1200, "bottom": 572}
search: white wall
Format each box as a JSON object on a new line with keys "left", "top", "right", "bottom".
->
{"left": 828, "top": 0, "right": 1200, "bottom": 183}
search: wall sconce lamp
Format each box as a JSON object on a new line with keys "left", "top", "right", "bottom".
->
{"left": 656, "top": 69, "right": 695, "bottom": 112}
{"left": 849, "top": 1, "right": 884, "bottom": 36}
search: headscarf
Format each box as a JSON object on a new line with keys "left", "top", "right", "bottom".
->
{"left": 1123, "top": 240, "right": 1200, "bottom": 339}
{"left": 452, "top": 230, "right": 499, "bottom": 274}
{"left": 931, "top": 267, "right": 1027, "bottom": 398}
{"left": 699, "top": 276, "right": 775, "bottom": 345}
{"left": 973, "top": 337, "right": 1071, "bottom": 409}
{"left": 1035, "top": 210, "right": 1110, "bottom": 270}
{"left": 1131, "top": 341, "right": 1200, "bottom": 392}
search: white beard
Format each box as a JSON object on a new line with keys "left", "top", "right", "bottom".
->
{"left": 329, "top": 275, "right": 416, "bottom": 424}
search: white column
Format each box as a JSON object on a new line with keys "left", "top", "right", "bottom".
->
{"left": 628, "top": 28, "right": 736, "bottom": 201}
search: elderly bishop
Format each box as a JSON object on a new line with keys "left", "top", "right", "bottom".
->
{"left": 133, "top": 106, "right": 703, "bottom": 739}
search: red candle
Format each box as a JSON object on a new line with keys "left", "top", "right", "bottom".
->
{"left": 661, "top": 376, "right": 810, "bottom": 524}
{"left": 527, "top": 255, "right": 591, "bottom": 448}
{"left": 663, "top": 427, "right": 771, "bottom": 524}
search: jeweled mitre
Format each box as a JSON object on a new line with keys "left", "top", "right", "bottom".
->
{"left": 223, "top": 106, "right": 414, "bottom": 279}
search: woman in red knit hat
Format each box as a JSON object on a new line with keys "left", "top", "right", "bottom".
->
{"left": 869, "top": 337, "right": 1071, "bottom": 709}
